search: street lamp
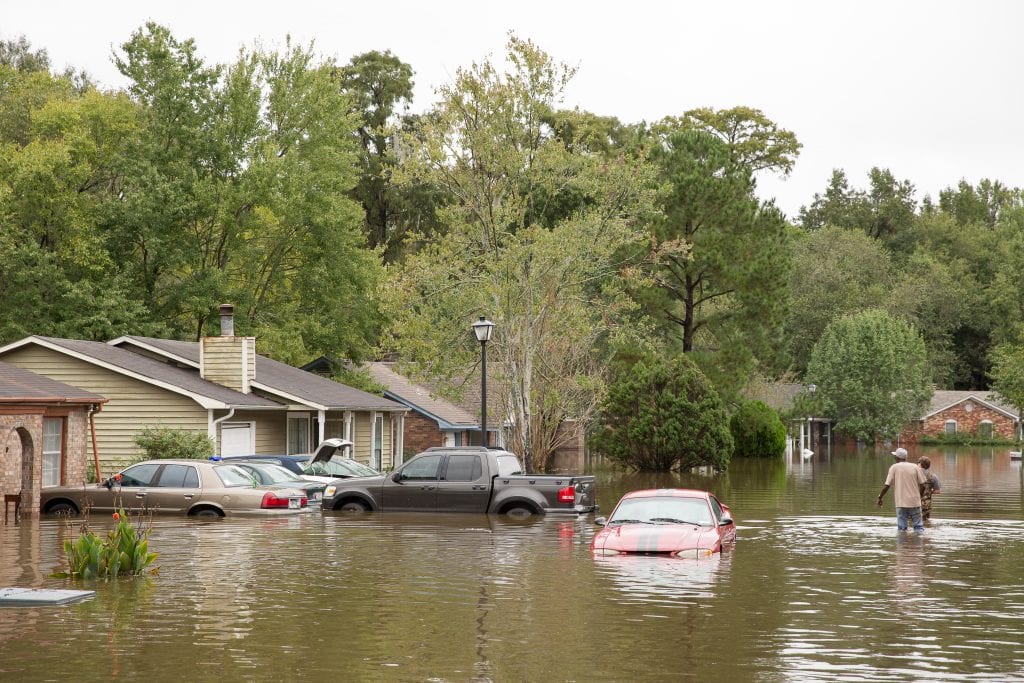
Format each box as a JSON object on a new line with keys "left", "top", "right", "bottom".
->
{"left": 472, "top": 317, "right": 495, "bottom": 447}
{"left": 806, "top": 384, "right": 817, "bottom": 455}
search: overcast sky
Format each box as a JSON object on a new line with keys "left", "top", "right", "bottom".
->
{"left": 5, "top": 0, "right": 1023, "bottom": 218}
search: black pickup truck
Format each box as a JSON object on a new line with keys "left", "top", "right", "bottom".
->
{"left": 320, "top": 447, "right": 597, "bottom": 517}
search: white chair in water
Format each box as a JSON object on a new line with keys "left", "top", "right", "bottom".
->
{"left": 801, "top": 448, "right": 814, "bottom": 460}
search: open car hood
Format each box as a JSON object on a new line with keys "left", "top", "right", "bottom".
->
{"left": 308, "top": 438, "right": 355, "bottom": 465}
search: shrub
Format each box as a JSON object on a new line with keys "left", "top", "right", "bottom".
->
{"left": 134, "top": 426, "right": 214, "bottom": 461}
{"left": 58, "top": 508, "right": 159, "bottom": 580}
{"left": 730, "top": 400, "right": 786, "bottom": 458}
{"left": 589, "top": 353, "right": 733, "bottom": 472}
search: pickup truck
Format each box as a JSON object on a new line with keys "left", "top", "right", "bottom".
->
{"left": 321, "top": 447, "right": 597, "bottom": 517}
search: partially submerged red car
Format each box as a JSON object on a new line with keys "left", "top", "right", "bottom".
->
{"left": 591, "top": 489, "right": 736, "bottom": 558}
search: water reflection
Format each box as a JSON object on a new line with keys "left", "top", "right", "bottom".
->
{"left": 593, "top": 550, "right": 731, "bottom": 603}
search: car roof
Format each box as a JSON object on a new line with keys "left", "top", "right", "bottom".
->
{"left": 619, "top": 489, "right": 712, "bottom": 500}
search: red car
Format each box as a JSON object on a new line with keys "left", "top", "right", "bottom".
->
{"left": 591, "top": 489, "right": 736, "bottom": 558}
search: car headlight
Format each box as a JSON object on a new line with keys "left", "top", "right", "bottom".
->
{"left": 677, "top": 548, "right": 716, "bottom": 558}
{"left": 324, "top": 485, "right": 337, "bottom": 497}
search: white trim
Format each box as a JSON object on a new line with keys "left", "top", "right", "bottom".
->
{"left": 107, "top": 336, "right": 200, "bottom": 368}
{"left": 944, "top": 419, "right": 958, "bottom": 434}
{"left": 287, "top": 412, "right": 312, "bottom": 454}
{"left": 250, "top": 381, "right": 327, "bottom": 411}
{"left": 0, "top": 336, "right": 227, "bottom": 409}
{"left": 317, "top": 409, "right": 325, "bottom": 446}
{"left": 241, "top": 337, "right": 251, "bottom": 394}
{"left": 371, "top": 411, "right": 383, "bottom": 469}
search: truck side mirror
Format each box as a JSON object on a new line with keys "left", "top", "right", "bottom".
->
{"left": 391, "top": 471, "right": 403, "bottom": 483}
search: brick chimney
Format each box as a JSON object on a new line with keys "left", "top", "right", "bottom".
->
{"left": 200, "top": 304, "right": 256, "bottom": 393}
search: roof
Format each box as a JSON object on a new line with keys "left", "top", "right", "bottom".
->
{"left": 0, "top": 361, "right": 106, "bottom": 405}
{"left": 923, "top": 390, "right": 1019, "bottom": 421}
{"left": 1, "top": 337, "right": 279, "bottom": 410}
{"left": 366, "top": 362, "right": 477, "bottom": 429}
{"left": 109, "top": 336, "right": 404, "bottom": 412}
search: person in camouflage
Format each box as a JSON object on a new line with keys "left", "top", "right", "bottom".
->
{"left": 918, "top": 456, "right": 941, "bottom": 521}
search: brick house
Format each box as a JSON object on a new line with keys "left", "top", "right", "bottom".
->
{"left": 900, "top": 391, "right": 1019, "bottom": 443}
{"left": 1, "top": 361, "right": 107, "bottom": 518}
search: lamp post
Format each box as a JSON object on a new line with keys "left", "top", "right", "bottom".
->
{"left": 472, "top": 317, "right": 495, "bottom": 448}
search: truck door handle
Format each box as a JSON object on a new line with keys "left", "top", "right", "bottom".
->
{"left": 135, "top": 493, "right": 147, "bottom": 498}
{"left": 472, "top": 485, "right": 487, "bottom": 490}
{"left": 183, "top": 494, "right": 194, "bottom": 499}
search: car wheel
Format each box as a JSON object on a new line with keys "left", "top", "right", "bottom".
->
{"left": 504, "top": 505, "right": 536, "bottom": 519}
{"left": 191, "top": 508, "right": 223, "bottom": 519}
{"left": 338, "top": 500, "right": 368, "bottom": 513}
{"left": 46, "top": 501, "right": 79, "bottom": 516}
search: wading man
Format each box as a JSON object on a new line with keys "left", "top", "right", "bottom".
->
{"left": 876, "top": 447, "right": 927, "bottom": 532}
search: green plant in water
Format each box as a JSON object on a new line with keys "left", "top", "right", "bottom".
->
{"left": 57, "top": 508, "right": 159, "bottom": 580}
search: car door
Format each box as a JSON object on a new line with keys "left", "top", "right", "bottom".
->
{"left": 103, "top": 462, "right": 162, "bottom": 512}
{"left": 147, "top": 463, "right": 202, "bottom": 513}
{"left": 381, "top": 454, "right": 442, "bottom": 511}
{"left": 436, "top": 454, "right": 489, "bottom": 513}
{"left": 708, "top": 495, "right": 736, "bottom": 543}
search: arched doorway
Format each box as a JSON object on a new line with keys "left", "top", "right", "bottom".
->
{"left": 3, "top": 425, "right": 34, "bottom": 522}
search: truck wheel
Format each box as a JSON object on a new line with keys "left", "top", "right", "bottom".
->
{"left": 46, "top": 501, "right": 79, "bottom": 516}
{"left": 504, "top": 505, "right": 536, "bottom": 519}
{"left": 339, "top": 500, "right": 369, "bottom": 513}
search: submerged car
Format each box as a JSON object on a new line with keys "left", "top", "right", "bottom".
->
{"left": 222, "top": 438, "right": 379, "bottom": 484}
{"left": 232, "top": 461, "right": 326, "bottom": 506}
{"left": 39, "top": 459, "right": 308, "bottom": 518}
{"left": 591, "top": 489, "right": 736, "bottom": 558}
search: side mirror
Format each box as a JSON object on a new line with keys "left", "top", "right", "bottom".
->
{"left": 594, "top": 516, "right": 607, "bottom": 527}
{"left": 103, "top": 478, "right": 114, "bottom": 489}
{"left": 720, "top": 515, "right": 733, "bottom": 526}
{"left": 391, "top": 471, "right": 403, "bottom": 483}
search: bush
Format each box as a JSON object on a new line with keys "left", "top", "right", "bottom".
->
{"left": 134, "top": 426, "right": 214, "bottom": 461}
{"left": 730, "top": 400, "right": 786, "bottom": 458}
{"left": 57, "top": 508, "right": 159, "bottom": 580}
{"left": 589, "top": 353, "right": 733, "bottom": 472}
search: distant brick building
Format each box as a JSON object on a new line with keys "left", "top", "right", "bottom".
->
{"left": 900, "top": 391, "right": 1019, "bottom": 443}
{"left": 0, "top": 362, "right": 107, "bottom": 518}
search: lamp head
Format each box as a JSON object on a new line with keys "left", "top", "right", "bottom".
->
{"left": 472, "top": 316, "right": 495, "bottom": 342}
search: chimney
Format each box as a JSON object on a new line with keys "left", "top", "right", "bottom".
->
{"left": 200, "top": 303, "right": 256, "bottom": 393}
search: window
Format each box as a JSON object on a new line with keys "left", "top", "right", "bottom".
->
{"left": 372, "top": 413, "right": 384, "bottom": 470}
{"left": 41, "top": 417, "right": 64, "bottom": 487}
{"left": 287, "top": 413, "right": 310, "bottom": 454}
{"left": 398, "top": 454, "right": 442, "bottom": 481}
{"left": 979, "top": 420, "right": 994, "bottom": 438}
{"left": 444, "top": 455, "right": 482, "bottom": 481}
{"left": 118, "top": 463, "right": 160, "bottom": 487}
{"left": 709, "top": 496, "right": 725, "bottom": 523}
{"left": 945, "top": 420, "right": 957, "bottom": 434}
{"left": 157, "top": 464, "right": 199, "bottom": 488}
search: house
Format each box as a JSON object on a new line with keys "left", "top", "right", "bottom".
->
{"left": 900, "top": 390, "right": 1019, "bottom": 443}
{"left": 0, "top": 361, "right": 107, "bottom": 516}
{"left": 0, "top": 306, "right": 408, "bottom": 479}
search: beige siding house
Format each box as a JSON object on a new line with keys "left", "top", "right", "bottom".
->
{"left": 0, "top": 308, "right": 407, "bottom": 478}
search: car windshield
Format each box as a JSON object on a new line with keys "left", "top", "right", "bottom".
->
{"left": 608, "top": 496, "right": 714, "bottom": 526}
{"left": 305, "top": 456, "right": 378, "bottom": 478}
{"left": 246, "top": 463, "right": 304, "bottom": 484}
{"left": 213, "top": 464, "right": 259, "bottom": 487}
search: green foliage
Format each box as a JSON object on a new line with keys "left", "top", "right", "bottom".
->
{"left": 918, "top": 432, "right": 1015, "bottom": 446}
{"left": 134, "top": 426, "right": 213, "bottom": 460}
{"left": 989, "top": 343, "right": 1024, "bottom": 420}
{"left": 729, "top": 400, "right": 786, "bottom": 458}
{"left": 806, "top": 309, "right": 932, "bottom": 441}
{"left": 58, "top": 508, "right": 158, "bottom": 580}
{"left": 590, "top": 353, "right": 733, "bottom": 472}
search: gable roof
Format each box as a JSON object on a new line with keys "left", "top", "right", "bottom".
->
{"left": 0, "top": 361, "right": 107, "bottom": 404}
{"left": 109, "top": 336, "right": 405, "bottom": 412}
{"left": 923, "top": 390, "right": 1019, "bottom": 421}
{"left": 0, "top": 337, "right": 279, "bottom": 410}
{"left": 365, "top": 362, "right": 477, "bottom": 429}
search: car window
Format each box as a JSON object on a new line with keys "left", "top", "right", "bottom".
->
{"left": 305, "top": 457, "right": 378, "bottom": 478}
{"left": 443, "top": 455, "right": 482, "bottom": 482}
{"left": 495, "top": 455, "right": 523, "bottom": 477}
{"left": 157, "top": 464, "right": 200, "bottom": 488}
{"left": 118, "top": 463, "right": 160, "bottom": 487}
{"left": 709, "top": 496, "right": 725, "bottom": 523}
{"left": 257, "top": 464, "right": 303, "bottom": 483}
{"left": 213, "top": 464, "right": 259, "bottom": 487}
{"left": 398, "top": 455, "right": 442, "bottom": 481}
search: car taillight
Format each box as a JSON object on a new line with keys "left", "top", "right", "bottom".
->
{"left": 261, "top": 492, "right": 290, "bottom": 508}
{"left": 558, "top": 485, "right": 576, "bottom": 504}
{"left": 300, "top": 496, "right": 308, "bottom": 507}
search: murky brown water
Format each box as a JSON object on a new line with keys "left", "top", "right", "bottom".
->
{"left": 2, "top": 445, "right": 1024, "bottom": 682}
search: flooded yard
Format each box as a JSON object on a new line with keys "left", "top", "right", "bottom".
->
{"left": 2, "top": 446, "right": 1024, "bottom": 681}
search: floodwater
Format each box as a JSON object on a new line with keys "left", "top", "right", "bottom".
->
{"left": 2, "top": 445, "right": 1024, "bottom": 682}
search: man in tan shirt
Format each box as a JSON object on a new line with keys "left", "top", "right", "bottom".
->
{"left": 876, "top": 447, "right": 928, "bottom": 531}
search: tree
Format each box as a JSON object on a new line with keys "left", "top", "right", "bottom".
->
{"left": 634, "top": 126, "right": 791, "bottom": 402}
{"left": 989, "top": 342, "right": 1024, "bottom": 438}
{"left": 730, "top": 400, "right": 786, "bottom": 459}
{"left": 806, "top": 309, "right": 932, "bottom": 442}
{"left": 384, "top": 35, "right": 655, "bottom": 472}
{"left": 134, "top": 426, "right": 214, "bottom": 461}
{"left": 590, "top": 353, "right": 733, "bottom": 471}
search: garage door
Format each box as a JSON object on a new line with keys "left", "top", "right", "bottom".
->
{"left": 220, "top": 423, "right": 253, "bottom": 456}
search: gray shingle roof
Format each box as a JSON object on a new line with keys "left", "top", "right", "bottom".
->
{"left": 924, "top": 390, "right": 1019, "bottom": 419}
{"left": 34, "top": 337, "right": 278, "bottom": 408}
{"left": 112, "top": 336, "right": 404, "bottom": 411}
{"left": 366, "top": 362, "right": 477, "bottom": 427}
{"left": 0, "top": 361, "right": 106, "bottom": 403}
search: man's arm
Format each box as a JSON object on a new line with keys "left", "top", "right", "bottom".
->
{"left": 877, "top": 484, "right": 890, "bottom": 507}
